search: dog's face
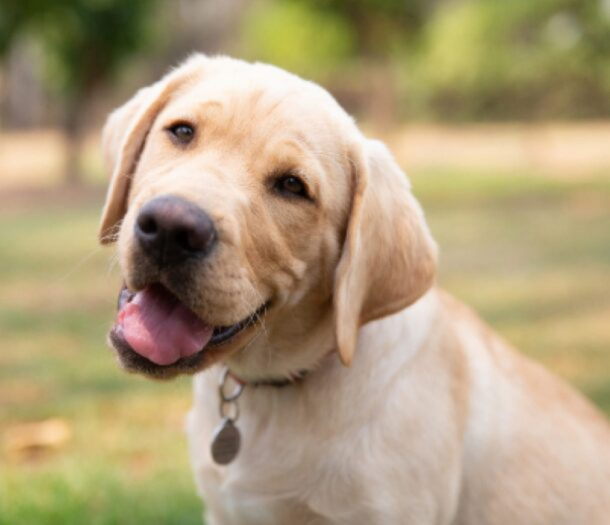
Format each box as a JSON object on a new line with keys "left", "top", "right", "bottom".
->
{"left": 101, "top": 56, "right": 437, "bottom": 380}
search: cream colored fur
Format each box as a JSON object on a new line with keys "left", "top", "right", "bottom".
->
{"left": 101, "top": 55, "right": 610, "bottom": 524}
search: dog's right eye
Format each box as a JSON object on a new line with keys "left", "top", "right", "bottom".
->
{"left": 273, "top": 173, "right": 311, "bottom": 201}
{"left": 166, "top": 123, "right": 195, "bottom": 145}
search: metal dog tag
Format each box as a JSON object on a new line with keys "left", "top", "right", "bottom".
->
{"left": 211, "top": 418, "right": 241, "bottom": 465}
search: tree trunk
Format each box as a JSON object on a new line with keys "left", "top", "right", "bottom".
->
{"left": 0, "top": 69, "right": 6, "bottom": 129}
{"left": 63, "top": 97, "right": 83, "bottom": 186}
{"left": 366, "top": 60, "right": 398, "bottom": 129}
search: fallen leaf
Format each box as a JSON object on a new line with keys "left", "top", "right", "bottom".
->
{"left": 4, "top": 418, "right": 72, "bottom": 462}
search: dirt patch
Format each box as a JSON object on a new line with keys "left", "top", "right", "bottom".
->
{"left": 0, "top": 184, "right": 106, "bottom": 214}
{"left": 0, "top": 130, "right": 103, "bottom": 190}
{"left": 381, "top": 122, "right": 610, "bottom": 178}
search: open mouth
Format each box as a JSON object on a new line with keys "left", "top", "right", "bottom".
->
{"left": 110, "top": 283, "right": 267, "bottom": 375}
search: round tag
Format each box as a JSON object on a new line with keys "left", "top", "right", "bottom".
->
{"left": 211, "top": 419, "right": 241, "bottom": 465}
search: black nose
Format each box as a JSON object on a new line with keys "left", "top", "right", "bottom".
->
{"left": 135, "top": 196, "right": 217, "bottom": 266}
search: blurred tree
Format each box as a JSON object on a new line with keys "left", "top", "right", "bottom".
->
{"left": 0, "top": 1, "right": 44, "bottom": 58}
{"left": 285, "top": 0, "right": 434, "bottom": 56}
{"left": 410, "top": 0, "right": 610, "bottom": 120}
{"left": 241, "top": 0, "right": 430, "bottom": 124}
{"left": 40, "top": 0, "right": 161, "bottom": 184}
{"left": 248, "top": 0, "right": 610, "bottom": 121}
{"left": 0, "top": 0, "right": 160, "bottom": 184}
{"left": 240, "top": 1, "right": 353, "bottom": 81}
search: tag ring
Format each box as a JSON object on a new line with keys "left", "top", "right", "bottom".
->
{"left": 219, "top": 400, "right": 239, "bottom": 421}
{"left": 219, "top": 367, "right": 244, "bottom": 402}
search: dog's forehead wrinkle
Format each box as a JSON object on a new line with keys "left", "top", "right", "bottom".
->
{"left": 179, "top": 66, "right": 343, "bottom": 139}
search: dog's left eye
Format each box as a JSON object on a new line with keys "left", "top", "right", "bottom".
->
{"left": 274, "top": 174, "right": 310, "bottom": 199}
{"left": 167, "top": 123, "right": 195, "bottom": 145}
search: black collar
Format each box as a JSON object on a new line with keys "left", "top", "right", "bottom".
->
{"left": 229, "top": 370, "right": 309, "bottom": 389}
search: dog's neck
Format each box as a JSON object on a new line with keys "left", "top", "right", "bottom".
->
{"left": 224, "top": 304, "right": 337, "bottom": 385}
{"left": 206, "top": 290, "right": 440, "bottom": 465}
{"left": 225, "top": 289, "right": 440, "bottom": 389}
{"left": 228, "top": 349, "right": 337, "bottom": 388}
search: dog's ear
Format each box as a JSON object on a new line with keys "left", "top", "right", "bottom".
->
{"left": 333, "top": 139, "right": 438, "bottom": 366}
{"left": 98, "top": 56, "right": 206, "bottom": 244}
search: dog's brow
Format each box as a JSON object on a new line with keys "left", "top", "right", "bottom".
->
{"left": 277, "top": 138, "right": 308, "bottom": 157}
{"left": 195, "top": 100, "right": 227, "bottom": 124}
{"left": 262, "top": 137, "right": 313, "bottom": 175}
{"left": 197, "top": 100, "right": 225, "bottom": 115}
{"left": 164, "top": 100, "right": 225, "bottom": 126}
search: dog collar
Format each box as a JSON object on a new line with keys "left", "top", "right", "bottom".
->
{"left": 210, "top": 366, "right": 311, "bottom": 465}
{"left": 228, "top": 370, "right": 305, "bottom": 388}
{"left": 210, "top": 352, "right": 336, "bottom": 465}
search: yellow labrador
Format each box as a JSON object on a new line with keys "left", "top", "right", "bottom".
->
{"left": 100, "top": 55, "right": 610, "bottom": 524}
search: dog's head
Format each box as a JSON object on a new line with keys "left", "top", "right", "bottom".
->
{"left": 101, "top": 55, "right": 437, "bottom": 380}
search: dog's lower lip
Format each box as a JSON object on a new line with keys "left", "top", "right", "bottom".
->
{"left": 209, "top": 303, "right": 268, "bottom": 347}
{"left": 113, "top": 284, "right": 268, "bottom": 370}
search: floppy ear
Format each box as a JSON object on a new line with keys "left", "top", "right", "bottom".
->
{"left": 98, "top": 56, "right": 206, "bottom": 244}
{"left": 333, "top": 140, "right": 438, "bottom": 366}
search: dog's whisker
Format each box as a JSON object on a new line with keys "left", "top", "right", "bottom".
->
{"left": 106, "top": 253, "right": 120, "bottom": 276}
{"left": 52, "top": 245, "right": 105, "bottom": 286}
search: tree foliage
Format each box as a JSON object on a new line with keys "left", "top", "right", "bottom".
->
{"left": 0, "top": 0, "right": 47, "bottom": 57}
{"left": 0, "top": 0, "right": 161, "bottom": 182}
{"left": 410, "top": 0, "right": 610, "bottom": 119}
{"left": 3, "top": 0, "right": 610, "bottom": 133}
{"left": 36, "top": 0, "right": 159, "bottom": 96}
{"left": 285, "top": 0, "right": 436, "bottom": 56}
{"left": 241, "top": 1, "right": 354, "bottom": 81}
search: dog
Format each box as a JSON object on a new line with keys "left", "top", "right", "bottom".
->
{"left": 100, "top": 55, "right": 610, "bottom": 524}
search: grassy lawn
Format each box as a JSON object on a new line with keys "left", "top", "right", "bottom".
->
{"left": 1, "top": 170, "right": 609, "bottom": 523}
{"left": 0, "top": 201, "right": 203, "bottom": 524}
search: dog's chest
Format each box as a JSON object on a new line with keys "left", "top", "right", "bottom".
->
{"left": 192, "top": 440, "right": 336, "bottom": 525}
{"left": 190, "top": 420, "right": 338, "bottom": 524}
{"left": 187, "top": 376, "right": 363, "bottom": 524}
{"left": 205, "top": 486, "right": 327, "bottom": 525}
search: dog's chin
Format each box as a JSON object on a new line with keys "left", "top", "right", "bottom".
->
{"left": 108, "top": 284, "right": 268, "bottom": 380}
{"left": 109, "top": 325, "right": 262, "bottom": 379}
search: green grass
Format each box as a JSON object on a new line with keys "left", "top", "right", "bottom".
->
{"left": 0, "top": 204, "right": 203, "bottom": 524}
{"left": 414, "top": 169, "right": 610, "bottom": 408}
{"left": 1, "top": 170, "right": 609, "bottom": 523}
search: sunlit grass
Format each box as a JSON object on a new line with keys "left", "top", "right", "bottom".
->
{"left": 0, "top": 204, "right": 203, "bottom": 524}
{"left": 0, "top": 169, "right": 609, "bottom": 523}
{"left": 415, "top": 170, "right": 610, "bottom": 410}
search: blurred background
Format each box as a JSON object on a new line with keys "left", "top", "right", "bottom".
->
{"left": 1, "top": 0, "right": 609, "bottom": 523}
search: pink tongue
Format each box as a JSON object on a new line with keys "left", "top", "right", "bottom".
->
{"left": 117, "top": 285, "right": 213, "bottom": 366}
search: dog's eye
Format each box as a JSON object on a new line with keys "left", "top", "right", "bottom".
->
{"left": 167, "top": 123, "right": 195, "bottom": 145}
{"left": 274, "top": 174, "right": 309, "bottom": 199}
